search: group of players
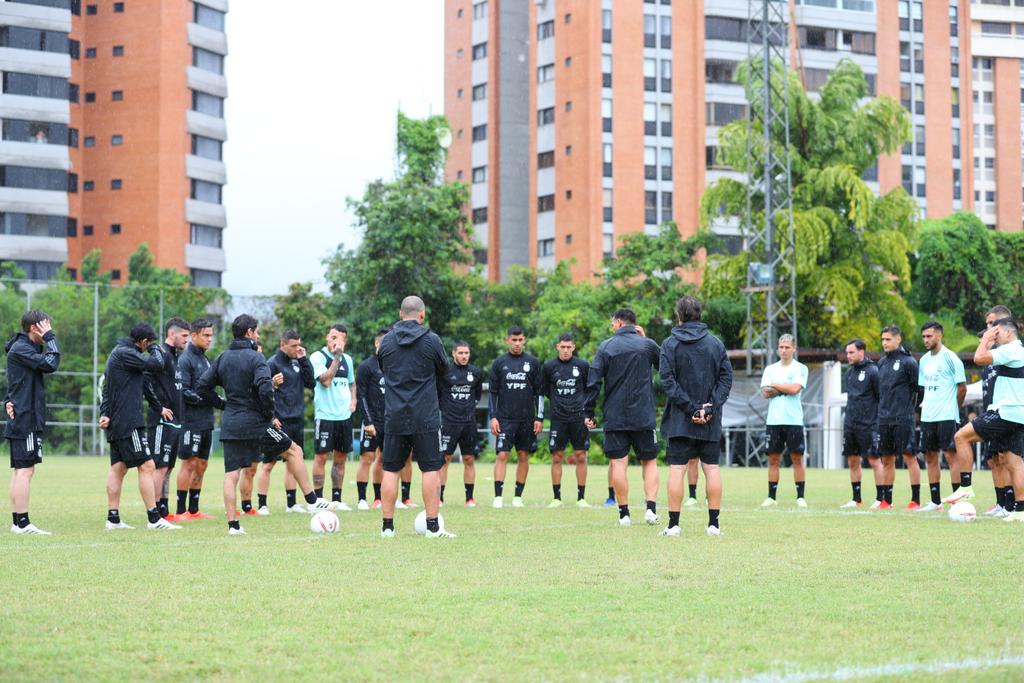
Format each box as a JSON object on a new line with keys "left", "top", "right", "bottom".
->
{"left": 5, "top": 294, "right": 1024, "bottom": 538}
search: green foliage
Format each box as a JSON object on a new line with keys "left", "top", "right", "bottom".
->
{"left": 268, "top": 282, "right": 335, "bottom": 352}
{"left": 992, "top": 231, "right": 1024, "bottom": 317}
{"left": 906, "top": 309, "right": 977, "bottom": 355}
{"left": 909, "top": 211, "right": 1012, "bottom": 332}
{"left": 700, "top": 58, "right": 917, "bottom": 350}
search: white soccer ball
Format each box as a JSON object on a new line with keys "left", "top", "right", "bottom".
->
{"left": 413, "top": 510, "right": 445, "bottom": 535}
{"left": 310, "top": 510, "right": 340, "bottom": 534}
{"left": 948, "top": 501, "right": 976, "bottom": 523}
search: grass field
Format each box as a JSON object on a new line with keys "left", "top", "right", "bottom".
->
{"left": 2, "top": 457, "right": 1023, "bottom": 682}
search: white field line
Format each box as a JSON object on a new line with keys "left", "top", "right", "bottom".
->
{"left": 705, "top": 653, "right": 1024, "bottom": 683}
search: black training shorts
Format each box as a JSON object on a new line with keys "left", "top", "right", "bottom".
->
{"left": 842, "top": 428, "right": 877, "bottom": 458}
{"left": 920, "top": 420, "right": 956, "bottom": 453}
{"left": 148, "top": 423, "right": 181, "bottom": 470}
{"left": 877, "top": 422, "right": 915, "bottom": 456}
{"left": 548, "top": 420, "right": 590, "bottom": 453}
{"left": 666, "top": 436, "right": 720, "bottom": 466}
{"left": 973, "top": 411, "right": 1024, "bottom": 454}
{"left": 109, "top": 428, "right": 152, "bottom": 468}
{"left": 765, "top": 425, "right": 804, "bottom": 455}
{"left": 604, "top": 429, "right": 660, "bottom": 461}
{"left": 181, "top": 428, "right": 213, "bottom": 460}
{"left": 494, "top": 420, "right": 537, "bottom": 454}
{"left": 314, "top": 418, "right": 353, "bottom": 454}
{"left": 382, "top": 430, "right": 443, "bottom": 473}
{"left": 8, "top": 433, "right": 42, "bottom": 469}
{"left": 359, "top": 424, "right": 383, "bottom": 454}
{"left": 262, "top": 418, "right": 304, "bottom": 464}
{"left": 441, "top": 421, "right": 481, "bottom": 457}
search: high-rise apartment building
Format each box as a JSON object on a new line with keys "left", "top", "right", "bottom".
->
{"left": 0, "top": 0, "right": 228, "bottom": 286}
{"left": 445, "top": 0, "right": 1020, "bottom": 283}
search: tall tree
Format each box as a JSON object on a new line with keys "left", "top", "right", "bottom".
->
{"left": 700, "top": 58, "right": 917, "bottom": 349}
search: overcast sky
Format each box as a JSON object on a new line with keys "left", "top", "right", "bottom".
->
{"left": 222, "top": 1, "right": 444, "bottom": 296}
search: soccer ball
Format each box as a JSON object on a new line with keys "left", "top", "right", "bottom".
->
{"left": 948, "top": 501, "right": 976, "bottom": 523}
{"left": 310, "top": 510, "right": 340, "bottom": 534}
{"left": 413, "top": 511, "right": 445, "bottom": 535}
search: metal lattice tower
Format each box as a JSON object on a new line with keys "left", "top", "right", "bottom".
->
{"left": 743, "top": 0, "right": 798, "bottom": 375}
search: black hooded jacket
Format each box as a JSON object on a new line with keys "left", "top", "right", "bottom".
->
{"left": 3, "top": 330, "right": 60, "bottom": 438}
{"left": 180, "top": 343, "right": 224, "bottom": 431}
{"left": 585, "top": 326, "right": 660, "bottom": 431}
{"left": 877, "top": 346, "right": 918, "bottom": 425}
{"left": 844, "top": 360, "right": 879, "bottom": 431}
{"left": 267, "top": 349, "right": 315, "bottom": 421}
{"left": 541, "top": 356, "right": 590, "bottom": 421}
{"left": 659, "top": 322, "right": 732, "bottom": 442}
{"left": 145, "top": 342, "right": 184, "bottom": 428}
{"left": 100, "top": 339, "right": 164, "bottom": 442}
{"left": 440, "top": 361, "right": 483, "bottom": 425}
{"left": 356, "top": 355, "right": 386, "bottom": 428}
{"left": 196, "top": 339, "right": 274, "bottom": 441}
{"left": 376, "top": 320, "right": 448, "bottom": 435}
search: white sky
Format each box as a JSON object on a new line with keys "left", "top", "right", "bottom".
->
{"left": 222, "top": 1, "right": 444, "bottom": 296}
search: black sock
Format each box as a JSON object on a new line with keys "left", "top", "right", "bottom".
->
{"left": 241, "top": 499, "right": 252, "bottom": 513}
{"left": 439, "top": 485, "right": 445, "bottom": 503}
{"left": 108, "top": 509, "right": 121, "bottom": 524}
{"left": 709, "top": 509, "right": 720, "bottom": 529}
{"left": 796, "top": 481, "right": 805, "bottom": 499}
{"left": 608, "top": 486, "right": 615, "bottom": 500}
{"left": 357, "top": 482, "right": 368, "bottom": 502}
{"left": 668, "top": 511, "right": 680, "bottom": 528}
{"left": 768, "top": 481, "right": 778, "bottom": 500}
{"left": 176, "top": 490, "right": 187, "bottom": 515}
{"left": 618, "top": 504, "right": 629, "bottom": 519}
{"left": 514, "top": 481, "right": 525, "bottom": 498}
{"left": 466, "top": 483, "right": 475, "bottom": 501}
{"left": 495, "top": 481, "right": 504, "bottom": 497}
{"left": 14, "top": 512, "right": 29, "bottom": 529}
{"left": 577, "top": 485, "right": 586, "bottom": 501}
{"left": 158, "top": 497, "right": 169, "bottom": 517}
{"left": 314, "top": 487, "right": 323, "bottom": 498}
{"left": 875, "top": 485, "right": 883, "bottom": 502}
{"left": 332, "top": 488, "right": 342, "bottom": 502}
{"left": 885, "top": 485, "right": 894, "bottom": 504}
{"left": 257, "top": 494, "right": 267, "bottom": 509}
{"left": 286, "top": 489, "right": 297, "bottom": 507}
{"left": 688, "top": 484, "right": 697, "bottom": 499}
{"left": 228, "top": 520, "right": 240, "bottom": 530}
{"left": 552, "top": 484, "right": 561, "bottom": 500}
{"left": 646, "top": 500, "right": 656, "bottom": 514}
{"left": 930, "top": 483, "right": 941, "bottom": 504}
{"left": 373, "top": 483, "right": 382, "bottom": 500}
{"left": 11, "top": 513, "right": 16, "bottom": 527}
{"left": 852, "top": 481, "right": 861, "bottom": 502}
{"left": 960, "top": 472, "right": 972, "bottom": 488}
{"left": 188, "top": 489, "right": 201, "bottom": 514}
{"left": 1016, "top": 499, "right": 1024, "bottom": 513}
{"left": 146, "top": 507, "right": 161, "bottom": 524}
{"left": 996, "top": 486, "right": 1004, "bottom": 508}
{"left": 911, "top": 484, "right": 921, "bottom": 504}
{"left": 1005, "top": 488, "right": 1016, "bottom": 510}
{"left": 426, "top": 516, "right": 440, "bottom": 533}
{"left": 952, "top": 481, "right": 960, "bottom": 492}
{"left": 401, "top": 481, "right": 411, "bottom": 501}
{"left": 382, "top": 517, "right": 394, "bottom": 531}
{"left": 304, "top": 490, "right": 318, "bottom": 505}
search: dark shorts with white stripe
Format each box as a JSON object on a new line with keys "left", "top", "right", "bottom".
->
{"left": 261, "top": 419, "right": 304, "bottom": 464}
{"left": 148, "top": 423, "right": 181, "bottom": 470}
{"left": 109, "top": 428, "right": 153, "bottom": 468}
{"left": 223, "top": 427, "right": 293, "bottom": 473}
{"left": 8, "top": 433, "right": 43, "bottom": 469}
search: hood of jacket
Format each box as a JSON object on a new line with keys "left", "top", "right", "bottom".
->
{"left": 229, "top": 339, "right": 257, "bottom": 351}
{"left": 5, "top": 332, "right": 26, "bottom": 353}
{"left": 671, "top": 322, "right": 709, "bottom": 344}
{"left": 393, "top": 319, "right": 429, "bottom": 346}
{"left": 885, "top": 345, "right": 913, "bottom": 359}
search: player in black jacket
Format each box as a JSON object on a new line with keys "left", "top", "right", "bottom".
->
{"left": 489, "top": 325, "right": 544, "bottom": 508}
{"left": 174, "top": 318, "right": 224, "bottom": 519}
{"left": 541, "top": 334, "right": 591, "bottom": 508}
{"left": 4, "top": 310, "right": 59, "bottom": 534}
{"left": 255, "top": 329, "right": 316, "bottom": 514}
{"left": 439, "top": 341, "right": 483, "bottom": 506}
{"left": 840, "top": 338, "right": 881, "bottom": 509}
{"left": 99, "top": 323, "right": 180, "bottom": 530}
{"left": 197, "top": 315, "right": 328, "bottom": 534}
{"left": 356, "top": 330, "right": 388, "bottom": 509}
{"left": 877, "top": 325, "right": 923, "bottom": 509}
{"left": 146, "top": 318, "right": 190, "bottom": 521}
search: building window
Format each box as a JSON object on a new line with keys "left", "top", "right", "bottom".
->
{"left": 86, "top": 4, "right": 97, "bottom": 14}
{"left": 603, "top": 143, "right": 612, "bottom": 177}
{"left": 660, "top": 58, "right": 672, "bottom": 92}
{"left": 191, "top": 179, "right": 222, "bottom": 204}
{"left": 472, "top": 207, "right": 488, "bottom": 223}
{"left": 660, "top": 15, "right": 672, "bottom": 48}
{"left": 83, "top": 224, "right": 94, "bottom": 236}
{"left": 191, "top": 269, "right": 221, "bottom": 287}
{"left": 111, "top": 269, "right": 121, "bottom": 281}
{"left": 0, "top": 213, "right": 69, "bottom": 239}
{"left": 538, "top": 151, "right": 554, "bottom": 169}
{"left": 192, "top": 90, "right": 224, "bottom": 117}
{"left": 661, "top": 191, "right": 673, "bottom": 222}
{"left": 194, "top": 3, "right": 226, "bottom": 31}
{"left": 84, "top": 136, "right": 95, "bottom": 147}
{"left": 602, "top": 188, "right": 613, "bottom": 222}
{"left": 643, "top": 14, "right": 656, "bottom": 47}
{"left": 645, "top": 191, "right": 657, "bottom": 225}
{"left": 537, "top": 107, "right": 555, "bottom": 126}
{"left": 85, "top": 91, "right": 96, "bottom": 103}
{"left": 706, "top": 59, "right": 737, "bottom": 83}
{"left": 456, "top": 88, "right": 463, "bottom": 99}
{"left": 110, "top": 90, "right": 123, "bottom": 102}
{"left": 538, "top": 19, "right": 554, "bottom": 40}
{"left": 2, "top": 120, "right": 70, "bottom": 146}
{"left": 193, "top": 47, "right": 224, "bottom": 74}
{"left": 602, "top": 97, "right": 612, "bottom": 132}
{"left": 69, "top": 39, "right": 79, "bottom": 61}
{"left": 660, "top": 103, "right": 672, "bottom": 136}
{"left": 471, "top": 124, "right": 487, "bottom": 142}
{"left": 110, "top": 223, "right": 121, "bottom": 235}
{"left": 644, "top": 58, "right": 656, "bottom": 92}
{"left": 472, "top": 42, "right": 487, "bottom": 60}
{"left": 68, "top": 127, "right": 77, "bottom": 147}
{"left": 472, "top": 165, "right": 487, "bottom": 183}
{"left": 537, "top": 194, "right": 555, "bottom": 212}
{"left": 472, "top": 1, "right": 487, "bottom": 20}
{"left": 644, "top": 102, "right": 657, "bottom": 135}
{"left": 110, "top": 178, "right": 122, "bottom": 190}
{"left": 602, "top": 10, "right": 612, "bottom": 42}
{"left": 705, "top": 16, "right": 743, "bottom": 42}
{"left": 85, "top": 46, "right": 96, "bottom": 58}
{"left": 661, "top": 147, "right": 673, "bottom": 180}
{"left": 538, "top": 238, "right": 555, "bottom": 257}
{"left": 602, "top": 55, "right": 612, "bottom": 88}
{"left": 114, "top": 2, "right": 124, "bottom": 11}
{"left": 472, "top": 83, "right": 487, "bottom": 101}
{"left": 190, "top": 224, "right": 223, "bottom": 248}
{"left": 83, "top": 180, "right": 94, "bottom": 191}
{"left": 1, "top": 72, "right": 68, "bottom": 99}
{"left": 706, "top": 102, "right": 747, "bottom": 126}
{"left": 112, "top": 45, "right": 124, "bottom": 57}
{"left": 645, "top": 146, "right": 657, "bottom": 180}
{"left": 0, "top": 166, "right": 68, "bottom": 191}
{"left": 192, "top": 134, "right": 222, "bottom": 160}
{"left": 111, "top": 134, "right": 123, "bottom": 145}
{"left": 66, "top": 219, "right": 77, "bottom": 237}
{"left": 537, "top": 63, "right": 555, "bottom": 83}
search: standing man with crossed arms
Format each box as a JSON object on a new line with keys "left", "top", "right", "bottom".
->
{"left": 760, "top": 334, "right": 809, "bottom": 508}
{"left": 541, "top": 334, "right": 592, "bottom": 509}
{"left": 840, "top": 338, "right": 881, "bottom": 509}
{"left": 918, "top": 321, "right": 966, "bottom": 509}
{"left": 439, "top": 341, "right": 483, "bottom": 507}
{"left": 310, "top": 324, "right": 357, "bottom": 511}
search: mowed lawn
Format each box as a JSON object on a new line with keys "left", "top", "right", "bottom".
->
{"left": 1, "top": 457, "right": 1023, "bottom": 682}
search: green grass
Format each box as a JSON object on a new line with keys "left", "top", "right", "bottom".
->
{"left": 2, "top": 457, "right": 1023, "bottom": 682}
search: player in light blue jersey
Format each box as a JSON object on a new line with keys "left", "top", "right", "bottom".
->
{"left": 759, "top": 334, "right": 810, "bottom": 508}
{"left": 916, "top": 321, "right": 966, "bottom": 511}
